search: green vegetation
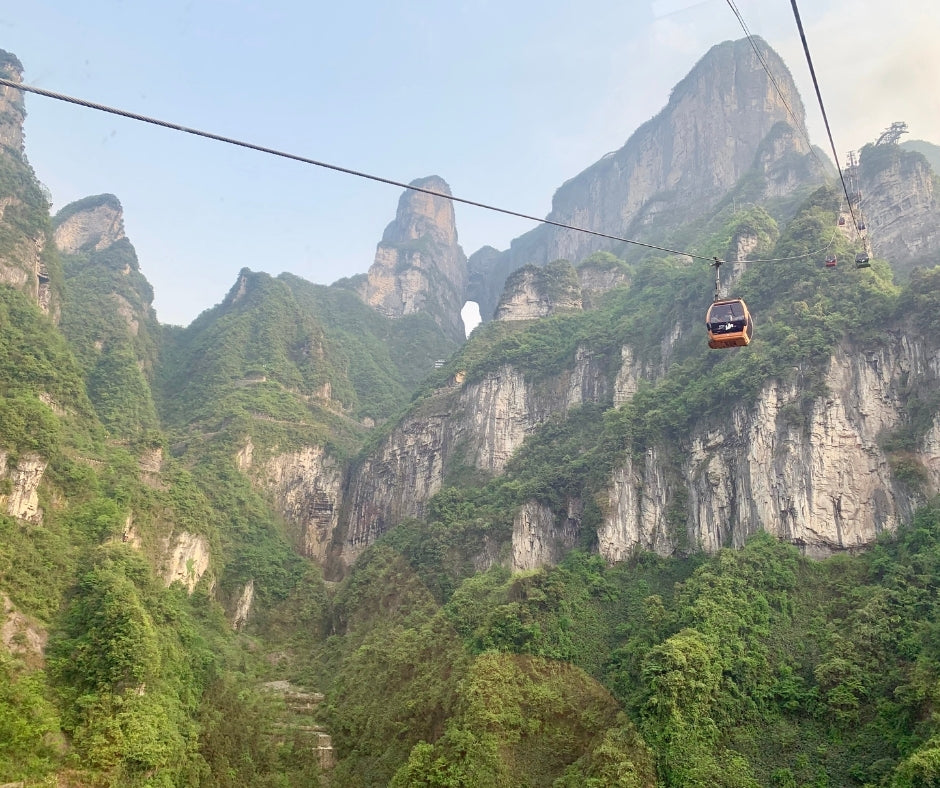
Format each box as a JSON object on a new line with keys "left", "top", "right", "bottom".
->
{"left": 0, "top": 138, "right": 50, "bottom": 247}
{"left": 501, "top": 259, "right": 582, "bottom": 307}
{"left": 290, "top": 508, "right": 940, "bottom": 786}
{"left": 2, "top": 78, "right": 940, "bottom": 787}
{"left": 157, "top": 269, "right": 457, "bottom": 443}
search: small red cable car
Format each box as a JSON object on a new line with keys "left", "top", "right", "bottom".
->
{"left": 705, "top": 298, "right": 753, "bottom": 349}
{"left": 825, "top": 254, "right": 837, "bottom": 268}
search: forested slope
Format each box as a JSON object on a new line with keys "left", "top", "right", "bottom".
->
{"left": 2, "top": 40, "right": 940, "bottom": 788}
{"left": 302, "top": 184, "right": 940, "bottom": 785}
{"left": 3, "top": 162, "right": 940, "bottom": 788}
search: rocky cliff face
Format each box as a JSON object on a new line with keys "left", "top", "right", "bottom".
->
{"left": 598, "top": 334, "right": 939, "bottom": 561}
{"left": 494, "top": 260, "right": 583, "bottom": 321}
{"left": 235, "top": 436, "right": 345, "bottom": 563}
{"left": 332, "top": 320, "right": 940, "bottom": 569}
{"left": 341, "top": 351, "right": 609, "bottom": 562}
{"left": 259, "top": 446, "right": 344, "bottom": 562}
{"left": 53, "top": 194, "right": 127, "bottom": 253}
{"left": 512, "top": 500, "right": 580, "bottom": 571}
{"left": 578, "top": 255, "right": 631, "bottom": 309}
{"left": 467, "top": 38, "right": 829, "bottom": 321}
{"left": 858, "top": 145, "right": 940, "bottom": 276}
{"left": 357, "top": 176, "right": 468, "bottom": 342}
{"left": 161, "top": 532, "right": 211, "bottom": 593}
{"left": 0, "top": 450, "right": 47, "bottom": 524}
{"left": 0, "top": 52, "right": 55, "bottom": 316}
{"left": 0, "top": 50, "right": 25, "bottom": 154}
{"left": 0, "top": 218, "right": 49, "bottom": 313}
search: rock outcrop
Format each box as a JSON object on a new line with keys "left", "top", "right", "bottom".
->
{"left": 162, "top": 532, "right": 211, "bottom": 593}
{"left": 357, "top": 176, "right": 468, "bottom": 342}
{"left": 54, "top": 197, "right": 162, "bottom": 435}
{"left": 0, "top": 50, "right": 25, "bottom": 154}
{"left": 857, "top": 144, "right": 940, "bottom": 276}
{"left": 466, "top": 37, "right": 830, "bottom": 321}
{"left": 0, "top": 450, "right": 47, "bottom": 524}
{"left": 1, "top": 593, "right": 46, "bottom": 668}
{"left": 232, "top": 579, "right": 254, "bottom": 630}
{"left": 494, "top": 260, "right": 582, "bottom": 321}
{"left": 53, "top": 194, "right": 126, "bottom": 253}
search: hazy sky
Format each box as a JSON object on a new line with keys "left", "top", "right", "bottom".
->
{"left": 2, "top": 0, "right": 937, "bottom": 326}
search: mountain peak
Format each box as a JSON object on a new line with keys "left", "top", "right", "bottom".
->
{"left": 381, "top": 175, "right": 458, "bottom": 247}
{"left": 358, "top": 176, "right": 468, "bottom": 341}
{"left": 467, "top": 37, "right": 829, "bottom": 320}
{"left": 53, "top": 194, "right": 127, "bottom": 254}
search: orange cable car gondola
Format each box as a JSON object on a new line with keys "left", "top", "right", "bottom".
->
{"left": 706, "top": 298, "right": 753, "bottom": 349}
{"left": 705, "top": 259, "right": 753, "bottom": 349}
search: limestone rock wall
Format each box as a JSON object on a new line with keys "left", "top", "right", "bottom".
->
{"left": 494, "top": 262, "right": 583, "bottom": 321}
{"left": 162, "top": 532, "right": 211, "bottom": 593}
{"left": 512, "top": 500, "right": 580, "bottom": 571}
{"left": 254, "top": 324, "right": 937, "bottom": 576}
{"left": 598, "top": 335, "right": 939, "bottom": 561}
{"left": 358, "top": 176, "right": 468, "bottom": 342}
{"left": 53, "top": 195, "right": 126, "bottom": 253}
{"left": 342, "top": 350, "right": 610, "bottom": 562}
{"left": 578, "top": 260, "right": 630, "bottom": 308}
{"left": 0, "top": 54, "right": 55, "bottom": 317}
{"left": 859, "top": 146, "right": 940, "bottom": 273}
{"left": 0, "top": 451, "right": 47, "bottom": 523}
{"left": 0, "top": 217, "right": 49, "bottom": 314}
{"left": 260, "top": 446, "right": 344, "bottom": 561}
{"left": 0, "top": 51, "right": 25, "bottom": 154}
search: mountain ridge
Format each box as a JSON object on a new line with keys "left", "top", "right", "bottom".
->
{"left": 2, "top": 37, "right": 940, "bottom": 787}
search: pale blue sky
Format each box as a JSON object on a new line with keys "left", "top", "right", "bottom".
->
{"left": 2, "top": 0, "right": 937, "bottom": 326}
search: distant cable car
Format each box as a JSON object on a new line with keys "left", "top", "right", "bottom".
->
{"left": 825, "top": 254, "right": 837, "bottom": 268}
{"left": 855, "top": 251, "right": 871, "bottom": 268}
{"left": 838, "top": 216, "right": 846, "bottom": 226}
{"left": 706, "top": 298, "right": 753, "bottom": 349}
{"left": 858, "top": 222, "right": 866, "bottom": 231}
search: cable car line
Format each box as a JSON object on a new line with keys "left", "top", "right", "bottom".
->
{"left": 0, "top": 76, "right": 848, "bottom": 272}
{"left": 723, "top": 0, "right": 825, "bottom": 173}
{"left": 788, "top": 0, "right": 864, "bottom": 245}
{"left": 722, "top": 0, "right": 869, "bottom": 259}
{"left": 1, "top": 76, "right": 722, "bottom": 265}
